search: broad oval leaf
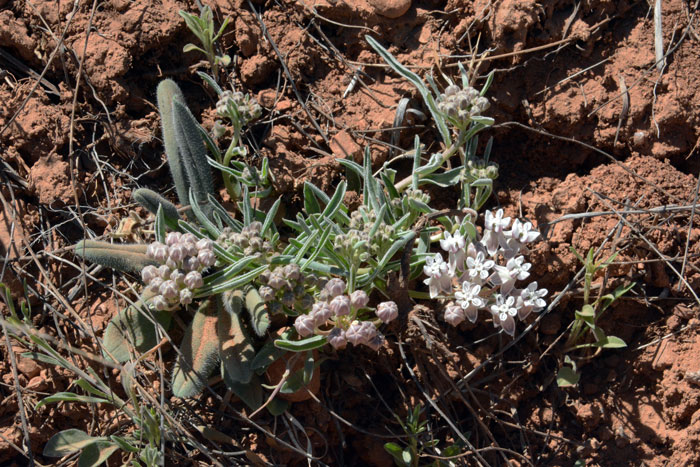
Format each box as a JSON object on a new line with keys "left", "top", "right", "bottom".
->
{"left": 44, "top": 429, "right": 104, "bottom": 457}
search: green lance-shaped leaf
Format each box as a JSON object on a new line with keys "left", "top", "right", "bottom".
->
{"left": 132, "top": 188, "right": 181, "bottom": 223}
{"left": 172, "top": 98, "right": 215, "bottom": 217}
{"left": 43, "top": 429, "right": 106, "bottom": 457}
{"left": 74, "top": 240, "right": 156, "bottom": 274}
{"left": 102, "top": 291, "right": 172, "bottom": 363}
{"left": 157, "top": 79, "right": 189, "bottom": 207}
{"left": 244, "top": 286, "right": 270, "bottom": 337}
{"left": 172, "top": 299, "right": 220, "bottom": 398}
{"left": 77, "top": 440, "right": 120, "bottom": 467}
{"left": 219, "top": 290, "right": 255, "bottom": 385}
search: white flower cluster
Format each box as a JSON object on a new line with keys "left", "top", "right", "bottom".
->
{"left": 423, "top": 209, "right": 547, "bottom": 336}
{"left": 293, "top": 278, "right": 398, "bottom": 351}
{"left": 141, "top": 232, "right": 216, "bottom": 310}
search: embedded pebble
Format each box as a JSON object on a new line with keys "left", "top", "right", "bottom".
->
{"left": 368, "top": 0, "right": 411, "bottom": 18}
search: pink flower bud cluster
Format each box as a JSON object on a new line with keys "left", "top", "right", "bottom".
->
{"left": 424, "top": 210, "right": 548, "bottom": 336}
{"left": 292, "top": 278, "right": 398, "bottom": 351}
{"left": 141, "top": 232, "right": 216, "bottom": 310}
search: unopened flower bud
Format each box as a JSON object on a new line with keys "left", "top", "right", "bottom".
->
{"left": 294, "top": 315, "right": 315, "bottom": 337}
{"left": 259, "top": 269, "right": 271, "bottom": 285}
{"left": 259, "top": 286, "right": 275, "bottom": 302}
{"left": 299, "top": 294, "right": 314, "bottom": 311}
{"left": 249, "top": 237, "right": 263, "bottom": 251}
{"left": 157, "top": 265, "right": 171, "bottom": 279}
{"left": 328, "top": 327, "right": 347, "bottom": 349}
{"left": 325, "top": 278, "right": 346, "bottom": 297}
{"left": 184, "top": 242, "right": 198, "bottom": 257}
{"left": 330, "top": 295, "right": 351, "bottom": 317}
{"left": 141, "top": 265, "right": 158, "bottom": 284}
{"left": 249, "top": 221, "right": 262, "bottom": 234}
{"left": 283, "top": 263, "right": 301, "bottom": 281}
{"left": 376, "top": 301, "right": 398, "bottom": 324}
{"left": 345, "top": 321, "right": 367, "bottom": 346}
{"left": 350, "top": 290, "right": 369, "bottom": 309}
{"left": 281, "top": 291, "right": 295, "bottom": 307}
{"left": 179, "top": 288, "right": 193, "bottom": 305}
{"left": 159, "top": 280, "right": 179, "bottom": 300}
{"left": 165, "top": 258, "right": 178, "bottom": 270}
{"left": 196, "top": 238, "right": 213, "bottom": 251}
{"left": 181, "top": 233, "right": 197, "bottom": 244}
{"left": 183, "top": 257, "right": 200, "bottom": 272}
{"left": 184, "top": 271, "right": 203, "bottom": 289}
{"left": 147, "top": 277, "right": 163, "bottom": 294}
{"left": 268, "top": 273, "right": 286, "bottom": 290}
{"left": 365, "top": 333, "right": 385, "bottom": 351}
{"left": 358, "top": 321, "right": 378, "bottom": 342}
{"left": 312, "top": 302, "right": 332, "bottom": 325}
{"left": 198, "top": 250, "right": 216, "bottom": 267}
{"left": 169, "top": 244, "right": 186, "bottom": 262}
{"left": 165, "top": 232, "right": 182, "bottom": 246}
{"left": 152, "top": 295, "right": 169, "bottom": 311}
{"left": 170, "top": 269, "right": 184, "bottom": 285}
{"left": 153, "top": 244, "right": 169, "bottom": 262}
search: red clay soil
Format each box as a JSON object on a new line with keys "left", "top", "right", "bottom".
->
{"left": 1, "top": 0, "right": 700, "bottom": 465}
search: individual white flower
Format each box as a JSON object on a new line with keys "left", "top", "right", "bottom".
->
{"left": 507, "top": 219, "right": 540, "bottom": 244}
{"left": 465, "top": 251, "right": 495, "bottom": 283}
{"left": 482, "top": 209, "right": 511, "bottom": 256}
{"left": 484, "top": 209, "right": 511, "bottom": 233}
{"left": 491, "top": 256, "right": 531, "bottom": 294}
{"left": 423, "top": 253, "right": 452, "bottom": 298}
{"left": 440, "top": 231, "right": 466, "bottom": 273}
{"left": 490, "top": 294, "right": 518, "bottom": 336}
{"left": 454, "top": 281, "right": 484, "bottom": 323}
{"left": 515, "top": 282, "right": 548, "bottom": 320}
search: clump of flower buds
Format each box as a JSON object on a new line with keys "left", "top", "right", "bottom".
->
{"left": 336, "top": 206, "right": 395, "bottom": 258}
{"left": 216, "top": 90, "right": 262, "bottom": 126}
{"left": 463, "top": 158, "right": 499, "bottom": 183}
{"left": 292, "top": 278, "right": 397, "bottom": 351}
{"left": 437, "top": 84, "right": 490, "bottom": 128}
{"left": 258, "top": 262, "right": 319, "bottom": 315}
{"left": 142, "top": 232, "right": 216, "bottom": 310}
{"left": 423, "top": 209, "right": 547, "bottom": 336}
{"left": 217, "top": 222, "right": 275, "bottom": 259}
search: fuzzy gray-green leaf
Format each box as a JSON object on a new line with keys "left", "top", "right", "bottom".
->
{"left": 172, "top": 299, "right": 220, "bottom": 398}
{"left": 74, "top": 240, "right": 156, "bottom": 274}
{"left": 102, "top": 293, "right": 172, "bottom": 363}
{"left": 172, "top": 98, "right": 215, "bottom": 216}
{"left": 157, "top": 79, "right": 189, "bottom": 207}
{"left": 219, "top": 291, "right": 255, "bottom": 385}
{"left": 132, "top": 188, "right": 180, "bottom": 224}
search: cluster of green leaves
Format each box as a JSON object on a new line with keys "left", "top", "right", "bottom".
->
{"left": 179, "top": 6, "right": 231, "bottom": 81}
{"left": 556, "top": 248, "right": 634, "bottom": 387}
{"left": 0, "top": 286, "right": 164, "bottom": 466}
{"left": 384, "top": 404, "right": 462, "bottom": 467}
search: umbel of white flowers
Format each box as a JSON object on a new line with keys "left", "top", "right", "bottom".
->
{"left": 423, "top": 209, "right": 547, "bottom": 336}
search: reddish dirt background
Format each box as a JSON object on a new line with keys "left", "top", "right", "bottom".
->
{"left": 1, "top": 0, "right": 700, "bottom": 465}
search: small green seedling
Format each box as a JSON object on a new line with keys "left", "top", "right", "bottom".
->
{"left": 557, "top": 247, "right": 634, "bottom": 387}
{"left": 179, "top": 6, "right": 231, "bottom": 81}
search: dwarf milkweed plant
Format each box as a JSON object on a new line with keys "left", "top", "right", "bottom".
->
{"left": 66, "top": 34, "right": 547, "bottom": 419}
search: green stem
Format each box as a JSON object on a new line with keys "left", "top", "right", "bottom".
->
{"left": 222, "top": 129, "right": 241, "bottom": 200}
{"left": 394, "top": 130, "right": 466, "bottom": 193}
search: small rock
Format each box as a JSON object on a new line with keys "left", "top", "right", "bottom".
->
{"left": 16, "top": 356, "right": 41, "bottom": 379}
{"left": 330, "top": 130, "right": 362, "bottom": 162}
{"left": 651, "top": 339, "right": 675, "bottom": 370}
{"left": 368, "top": 0, "right": 411, "bottom": 18}
{"left": 26, "top": 375, "right": 47, "bottom": 391}
{"left": 539, "top": 313, "right": 561, "bottom": 335}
